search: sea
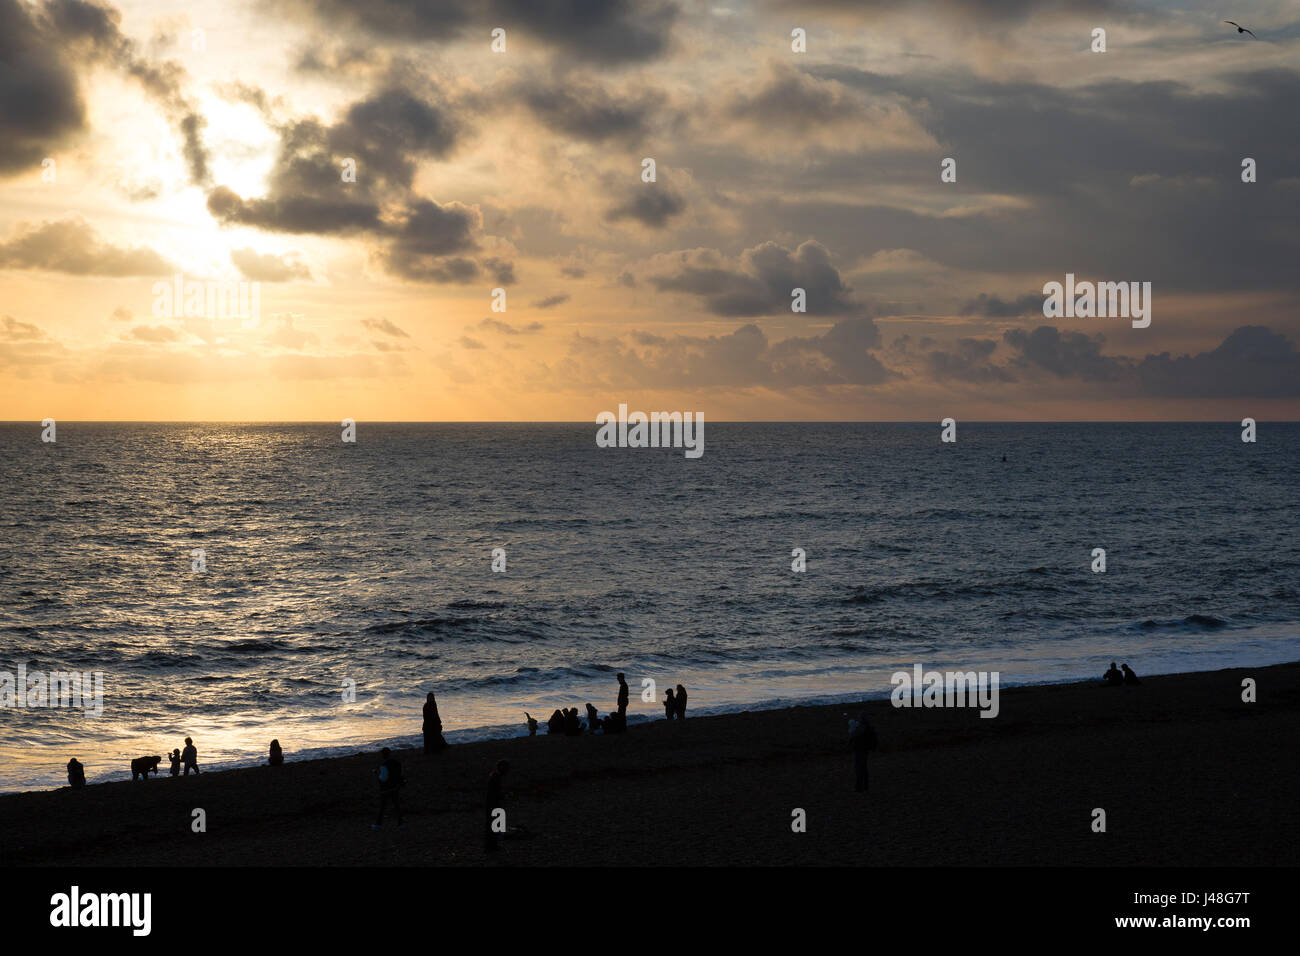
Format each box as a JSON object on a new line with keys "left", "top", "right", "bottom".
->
{"left": 1, "top": 421, "right": 1297, "bottom": 792}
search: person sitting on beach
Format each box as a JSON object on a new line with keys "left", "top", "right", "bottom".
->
{"left": 168, "top": 749, "right": 181, "bottom": 776}
{"left": 1122, "top": 664, "right": 1141, "bottom": 686}
{"left": 423, "top": 692, "right": 449, "bottom": 754}
{"left": 181, "top": 737, "right": 200, "bottom": 775}
{"left": 664, "top": 687, "right": 676, "bottom": 720}
{"left": 585, "top": 703, "right": 602, "bottom": 733}
{"left": 1103, "top": 662, "right": 1123, "bottom": 686}
{"left": 524, "top": 712, "right": 539, "bottom": 737}
{"left": 546, "top": 709, "right": 564, "bottom": 735}
{"left": 372, "top": 747, "right": 406, "bottom": 829}
{"left": 563, "top": 707, "right": 583, "bottom": 736}
{"left": 675, "top": 684, "right": 688, "bottom": 719}
{"left": 131, "top": 755, "right": 162, "bottom": 781}
{"left": 67, "top": 758, "right": 85, "bottom": 790}
{"left": 268, "top": 740, "right": 284, "bottom": 766}
{"left": 484, "top": 760, "right": 509, "bottom": 853}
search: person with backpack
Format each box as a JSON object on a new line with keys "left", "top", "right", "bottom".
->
{"left": 848, "top": 712, "right": 878, "bottom": 794}
{"left": 372, "top": 747, "right": 406, "bottom": 829}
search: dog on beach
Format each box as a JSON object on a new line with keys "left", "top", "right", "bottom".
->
{"left": 130, "top": 755, "right": 163, "bottom": 780}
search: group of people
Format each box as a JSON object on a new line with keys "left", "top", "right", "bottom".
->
{"left": 66, "top": 736, "right": 288, "bottom": 788}
{"left": 524, "top": 673, "right": 688, "bottom": 737}
{"left": 1102, "top": 662, "right": 1141, "bottom": 686}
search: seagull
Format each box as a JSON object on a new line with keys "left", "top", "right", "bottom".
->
{"left": 1224, "top": 20, "right": 1257, "bottom": 38}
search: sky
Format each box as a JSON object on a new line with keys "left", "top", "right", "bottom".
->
{"left": 1, "top": 0, "right": 1298, "bottom": 421}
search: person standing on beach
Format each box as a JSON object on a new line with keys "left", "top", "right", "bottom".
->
{"left": 373, "top": 747, "right": 405, "bottom": 829}
{"left": 664, "top": 687, "right": 676, "bottom": 720}
{"left": 484, "top": 760, "right": 509, "bottom": 853}
{"left": 268, "top": 740, "right": 284, "bottom": 766}
{"left": 616, "top": 673, "right": 629, "bottom": 717}
{"left": 849, "top": 712, "right": 877, "bottom": 793}
{"left": 168, "top": 749, "right": 181, "bottom": 776}
{"left": 66, "top": 758, "right": 85, "bottom": 790}
{"left": 181, "top": 737, "right": 200, "bottom": 775}
{"left": 675, "top": 684, "right": 688, "bottom": 719}
{"left": 423, "top": 692, "right": 448, "bottom": 753}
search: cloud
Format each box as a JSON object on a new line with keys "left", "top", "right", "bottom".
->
{"left": 231, "top": 248, "right": 312, "bottom": 282}
{"left": 604, "top": 186, "right": 686, "bottom": 229}
{"left": 283, "top": 0, "right": 681, "bottom": 65}
{"left": 0, "top": 218, "right": 173, "bottom": 276}
{"left": 1003, "top": 326, "right": 1128, "bottom": 381}
{"left": 1136, "top": 326, "right": 1300, "bottom": 399}
{"left": 0, "top": 0, "right": 85, "bottom": 175}
{"left": 532, "top": 293, "right": 570, "bottom": 309}
{"left": 549, "top": 317, "right": 893, "bottom": 389}
{"left": 518, "top": 75, "right": 658, "bottom": 143}
{"left": 127, "top": 323, "right": 182, "bottom": 343}
{"left": 361, "top": 317, "right": 409, "bottom": 338}
{"left": 479, "top": 318, "right": 543, "bottom": 335}
{"left": 960, "top": 292, "right": 1042, "bottom": 318}
{"left": 2, "top": 315, "right": 46, "bottom": 340}
{"left": 458, "top": 335, "right": 485, "bottom": 349}
{"left": 649, "top": 240, "right": 860, "bottom": 317}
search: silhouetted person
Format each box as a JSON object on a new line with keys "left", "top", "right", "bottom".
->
{"left": 525, "top": 712, "right": 539, "bottom": 737}
{"left": 547, "top": 709, "right": 564, "bottom": 735}
{"left": 675, "top": 684, "right": 688, "bottom": 719}
{"left": 268, "top": 739, "right": 284, "bottom": 766}
{"left": 616, "top": 673, "right": 629, "bottom": 717}
{"left": 168, "top": 749, "right": 181, "bottom": 776}
{"left": 484, "top": 760, "right": 509, "bottom": 853}
{"left": 585, "top": 703, "right": 601, "bottom": 733}
{"left": 66, "top": 758, "right": 85, "bottom": 790}
{"left": 664, "top": 688, "right": 676, "bottom": 720}
{"left": 372, "top": 747, "right": 405, "bottom": 829}
{"left": 131, "top": 755, "right": 162, "bottom": 781}
{"left": 849, "top": 712, "right": 877, "bottom": 793}
{"left": 563, "top": 707, "right": 583, "bottom": 736}
{"left": 1122, "top": 663, "right": 1141, "bottom": 686}
{"left": 181, "top": 737, "right": 199, "bottom": 775}
{"left": 1103, "top": 662, "right": 1123, "bottom": 686}
{"left": 604, "top": 710, "right": 626, "bottom": 735}
{"left": 423, "top": 692, "right": 448, "bottom": 753}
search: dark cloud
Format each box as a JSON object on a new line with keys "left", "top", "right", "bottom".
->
{"left": 1003, "top": 326, "right": 1127, "bottom": 381}
{"left": 605, "top": 186, "right": 686, "bottom": 229}
{"left": 0, "top": 0, "right": 85, "bottom": 174}
{"left": 532, "top": 293, "right": 570, "bottom": 309}
{"left": 959, "top": 293, "right": 1042, "bottom": 318}
{"left": 924, "top": 337, "right": 1015, "bottom": 383}
{"left": 650, "top": 240, "right": 859, "bottom": 317}
{"left": 558, "top": 317, "right": 893, "bottom": 388}
{"left": 284, "top": 0, "right": 680, "bottom": 65}
{"left": 1136, "top": 326, "right": 1300, "bottom": 399}
{"left": 519, "top": 77, "right": 656, "bottom": 142}
{"left": 231, "top": 248, "right": 312, "bottom": 282}
{"left": 0, "top": 218, "right": 173, "bottom": 276}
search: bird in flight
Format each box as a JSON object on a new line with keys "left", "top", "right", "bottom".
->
{"left": 1224, "top": 21, "right": 1257, "bottom": 38}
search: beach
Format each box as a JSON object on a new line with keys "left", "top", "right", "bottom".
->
{"left": 4, "top": 662, "right": 1296, "bottom": 867}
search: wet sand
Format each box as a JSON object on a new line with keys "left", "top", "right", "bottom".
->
{"left": 4, "top": 662, "right": 1297, "bottom": 866}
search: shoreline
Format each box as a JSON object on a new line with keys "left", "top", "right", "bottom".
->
{"left": 5, "top": 661, "right": 1298, "bottom": 866}
{"left": 7, "top": 648, "right": 1300, "bottom": 795}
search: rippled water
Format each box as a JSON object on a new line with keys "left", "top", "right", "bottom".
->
{"left": 1, "top": 422, "right": 1297, "bottom": 791}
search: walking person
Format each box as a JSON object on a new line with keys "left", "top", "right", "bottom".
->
{"left": 181, "top": 737, "right": 200, "bottom": 775}
{"left": 372, "top": 747, "right": 406, "bottom": 829}
{"left": 849, "top": 712, "right": 877, "bottom": 793}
